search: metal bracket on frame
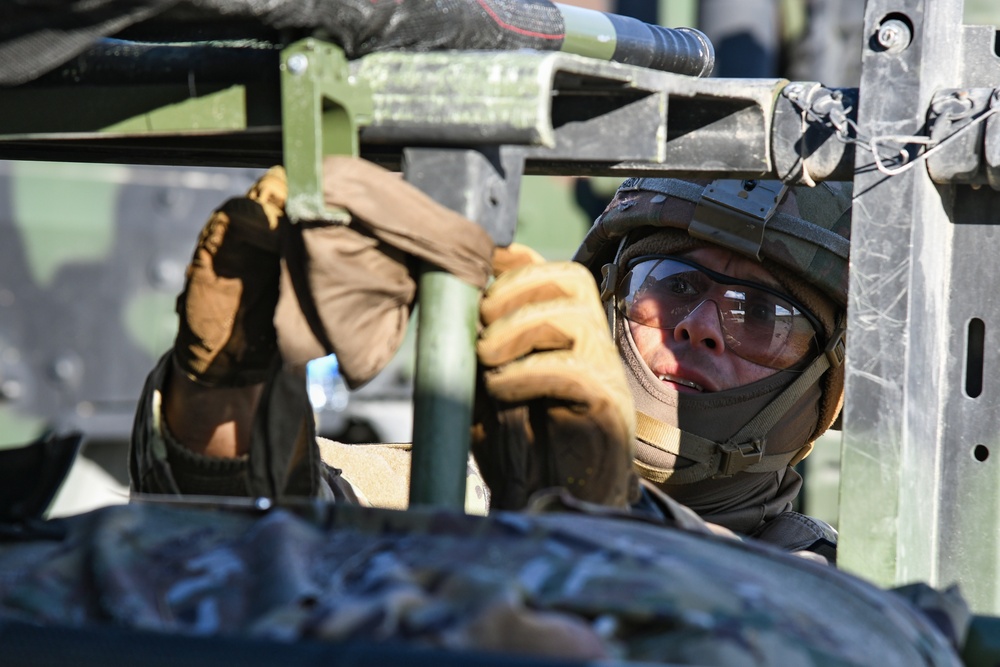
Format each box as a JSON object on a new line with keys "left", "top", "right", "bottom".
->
{"left": 280, "top": 38, "right": 374, "bottom": 223}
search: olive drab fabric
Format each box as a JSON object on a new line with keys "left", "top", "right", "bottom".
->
{"left": 174, "top": 158, "right": 495, "bottom": 391}
{"left": 0, "top": 502, "right": 964, "bottom": 666}
{"left": 472, "top": 247, "right": 638, "bottom": 510}
{"left": 276, "top": 156, "right": 495, "bottom": 388}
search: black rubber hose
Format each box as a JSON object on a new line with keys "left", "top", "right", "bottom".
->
{"left": 1, "top": 0, "right": 715, "bottom": 85}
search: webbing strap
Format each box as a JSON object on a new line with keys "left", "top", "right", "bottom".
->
{"left": 634, "top": 414, "right": 794, "bottom": 483}
{"left": 636, "top": 412, "right": 717, "bottom": 464}
{"left": 726, "top": 355, "right": 830, "bottom": 451}
{"left": 634, "top": 455, "right": 710, "bottom": 485}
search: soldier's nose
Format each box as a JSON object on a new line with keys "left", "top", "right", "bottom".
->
{"left": 673, "top": 300, "right": 726, "bottom": 354}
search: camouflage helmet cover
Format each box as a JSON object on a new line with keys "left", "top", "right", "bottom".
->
{"left": 573, "top": 178, "right": 852, "bottom": 310}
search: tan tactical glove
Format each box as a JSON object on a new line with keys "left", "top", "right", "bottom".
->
{"left": 472, "top": 246, "right": 638, "bottom": 510}
{"left": 173, "top": 168, "right": 285, "bottom": 387}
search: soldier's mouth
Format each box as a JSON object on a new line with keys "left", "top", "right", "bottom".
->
{"left": 657, "top": 373, "right": 704, "bottom": 392}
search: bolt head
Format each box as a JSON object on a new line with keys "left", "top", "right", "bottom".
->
{"left": 287, "top": 54, "right": 309, "bottom": 75}
{"left": 877, "top": 26, "right": 898, "bottom": 47}
{"left": 876, "top": 19, "right": 911, "bottom": 53}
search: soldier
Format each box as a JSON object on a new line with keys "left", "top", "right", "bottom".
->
{"left": 471, "top": 176, "right": 850, "bottom": 561}
{"left": 130, "top": 160, "right": 850, "bottom": 560}
{"left": 566, "top": 177, "right": 850, "bottom": 558}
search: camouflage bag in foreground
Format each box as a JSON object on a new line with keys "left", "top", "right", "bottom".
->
{"left": 0, "top": 502, "right": 962, "bottom": 666}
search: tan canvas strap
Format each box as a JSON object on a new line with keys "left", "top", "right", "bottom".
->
{"left": 636, "top": 412, "right": 717, "bottom": 465}
{"left": 634, "top": 413, "right": 794, "bottom": 484}
{"left": 322, "top": 156, "right": 495, "bottom": 289}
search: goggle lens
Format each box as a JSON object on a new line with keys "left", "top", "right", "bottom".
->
{"left": 617, "top": 256, "right": 819, "bottom": 370}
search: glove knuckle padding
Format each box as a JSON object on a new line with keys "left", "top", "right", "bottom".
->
{"left": 478, "top": 262, "right": 610, "bottom": 367}
{"left": 477, "top": 301, "right": 580, "bottom": 366}
{"left": 481, "top": 261, "right": 597, "bottom": 324}
{"left": 490, "top": 243, "right": 546, "bottom": 274}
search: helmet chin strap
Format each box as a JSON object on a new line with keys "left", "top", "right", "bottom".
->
{"left": 634, "top": 329, "right": 843, "bottom": 484}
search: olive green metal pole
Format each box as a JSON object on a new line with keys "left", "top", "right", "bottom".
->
{"left": 408, "top": 268, "right": 480, "bottom": 508}
{"left": 403, "top": 146, "right": 520, "bottom": 510}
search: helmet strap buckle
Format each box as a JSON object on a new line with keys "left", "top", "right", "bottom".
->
{"left": 717, "top": 438, "right": 765, "bottom": 477}
{"left": 824, "top": 325, "right": 847, "bottom": 369}
{"left": 599, "top": 263, "right": 618, "bottom": 301}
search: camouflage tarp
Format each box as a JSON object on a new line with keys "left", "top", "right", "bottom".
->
{"left": 0, "top": 500, "right": 961, "bottom": 666}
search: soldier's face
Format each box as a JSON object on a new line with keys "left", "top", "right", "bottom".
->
{"left": 627, "top": 246, "right": 786, "bottom": 393}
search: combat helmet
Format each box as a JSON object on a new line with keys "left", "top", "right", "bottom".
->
{"left": 573, "top": 178, "right": 851, "bottom": 490}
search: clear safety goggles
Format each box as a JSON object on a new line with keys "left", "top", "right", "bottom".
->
{"left": 616, "top": 255, "right": 822, "bottom": 370}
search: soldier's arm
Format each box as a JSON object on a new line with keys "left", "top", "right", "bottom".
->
{"left": 130, "top": 170, "right": 284, "bottom": 496}
{"left": 131, "top": 159, "right": 495, "bottom": 501}
{"left": 161, "top": 361, "right": 261, "bottom": 460}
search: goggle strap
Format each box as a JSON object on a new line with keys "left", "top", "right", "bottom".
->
{"left": 603, "top": 232, "right": 636, "bottom": 344}
{"left": 599, "top": 263, "right": 618, "bottom": 301}
{"left": 634, "top": 351, "right": 832, "bottom": 481}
